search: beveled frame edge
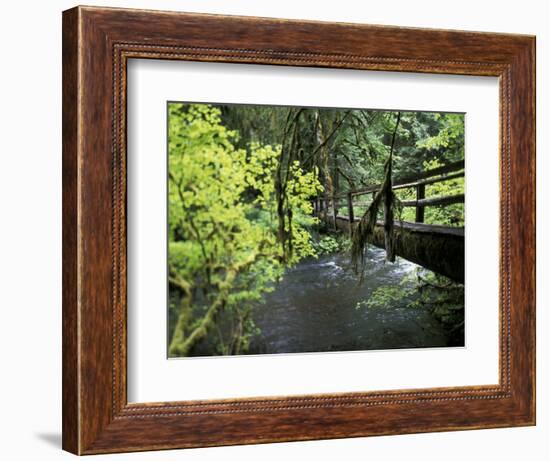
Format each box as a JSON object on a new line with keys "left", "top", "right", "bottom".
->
{"left": 62, "top": 5, "right": 535, "bottom": 455}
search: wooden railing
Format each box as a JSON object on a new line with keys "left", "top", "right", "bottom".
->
{"left": 313, "top": 160, "right": 465, "bottom": 230}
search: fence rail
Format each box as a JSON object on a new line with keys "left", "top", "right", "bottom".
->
{"left": 313, "top": 160, "right": 464, "bottom": 230}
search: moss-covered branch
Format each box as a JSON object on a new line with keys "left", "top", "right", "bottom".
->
{"left": 168, "top": 249, "right": 266, "bottom": 357}
{"left": 351, "top": 112, "right": 401, "bottom": 277}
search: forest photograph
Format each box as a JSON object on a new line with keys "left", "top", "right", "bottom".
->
{"left": 167, "top": 102, "right": 465, "bottom": 358}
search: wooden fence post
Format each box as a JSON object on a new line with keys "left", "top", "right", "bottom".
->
{"left": 331, "top": 195, "right": 338, "bottom": 230}
{"left": 324, "top": 194, "right": 330, "bottom": 226}
{"left": 416, "top": 184, "right": 425, "bottom": 223}
{"left": 347, "top": 192, "right": 354, "bottom": 235}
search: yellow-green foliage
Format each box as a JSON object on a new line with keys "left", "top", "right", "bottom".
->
{"left": 416, "top": 113, "right": 464, "bottom": 153}
{"left": 168, "top": 103, "right": 322, "bottom": 356}
{"left": 244, "top": 144, "right": 322, "bottom": 264}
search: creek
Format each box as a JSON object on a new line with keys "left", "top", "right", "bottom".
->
{"left": 248, "top": 248, "right": 455, "bottom": 355}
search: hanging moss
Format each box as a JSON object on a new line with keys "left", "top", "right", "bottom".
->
{"left": 351, "top": 112, "right": 401, "bottom": 278}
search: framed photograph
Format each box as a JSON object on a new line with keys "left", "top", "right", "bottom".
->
{"left": 62, "top": 5, "right": 535, "bottom": 455}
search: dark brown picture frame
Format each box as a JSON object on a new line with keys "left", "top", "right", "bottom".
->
{"left": 62, "top": 5, "right": 536, "bottom": 455}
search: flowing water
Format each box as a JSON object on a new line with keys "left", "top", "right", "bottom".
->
{"left": 247, "top": 248, "right": 454, "bottom": 355}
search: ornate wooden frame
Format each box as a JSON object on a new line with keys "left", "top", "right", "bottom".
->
{"left": 62, "top": 5, "right": 536, "bottom": 455}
